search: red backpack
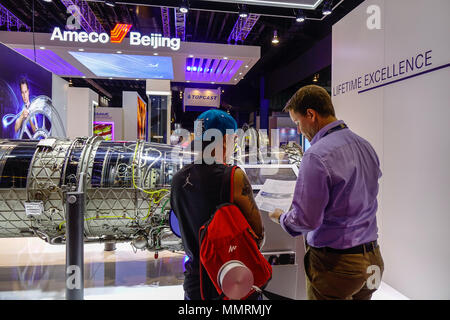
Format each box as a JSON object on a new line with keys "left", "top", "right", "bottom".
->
{"left": 198, "top": 165, "right": 272, "bottom": 300}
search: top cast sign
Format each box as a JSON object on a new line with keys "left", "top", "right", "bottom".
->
{"left": 50, "top": 24, "right": 181, "bottom": 51}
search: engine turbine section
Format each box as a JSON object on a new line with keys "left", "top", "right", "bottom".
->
{"left": 0, "top": 137, "right": 194, "bottom": 252}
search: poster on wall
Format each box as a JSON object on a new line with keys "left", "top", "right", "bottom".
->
{"left": 0, "top": 43, "right": 66, "bottom": 139}
{"left": 137, "top": 96, "right": 147, "bottom": 140}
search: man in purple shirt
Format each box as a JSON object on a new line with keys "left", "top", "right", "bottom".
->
{"left": 269, "top": 85, "right": 384, "bottom": 300}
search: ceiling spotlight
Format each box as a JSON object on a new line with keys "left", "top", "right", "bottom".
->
{"left": 153, "top": 52, "right": 159, "bottom": 56}
{"left": 39, "top": 46, "right": 46, "bottom": 50}
{"left": 271, "top": 30, "right": 279, "bottom": 45}
{"left": 313, "top": 73, "right": 319, "bottom": 82}
{"left": 296, "top": 10, "right": 306, "bottom": 23}
{"left": 43, "top": 0, "right": 53, "bottom": 3}
{"left": 239, "top": 5, "right": 249, "bottom": 19}
{"left": 116, "top": 51, "right": 122, "bottom": 54}
{"left": 104, "top": 1, "right": 116, "bottom": 7}
{"left": 179, "top": 0, "right": 189, "bottom": 14}
{"left": 322, "top": 0, "right": 333, "bottom": 16}
{"left": 78, "top": 48, "right": 84, "bottom": 51}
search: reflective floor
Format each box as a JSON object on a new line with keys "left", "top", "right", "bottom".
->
{"left": 0, "top": 238, "right": 409, "bottom": 300}
{"left": 0, "top": 238, "right": 185, "bottom": 300}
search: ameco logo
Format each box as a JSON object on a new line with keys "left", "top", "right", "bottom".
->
{"left": 110, "top": 23, "right": 132, "bottom": 43}
{"left": 50, "top": 24, "right": 181, "bottom": 51}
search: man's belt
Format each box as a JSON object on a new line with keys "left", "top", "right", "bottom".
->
{"left": 310, "top": 240, "right": 378, "bottom": 254}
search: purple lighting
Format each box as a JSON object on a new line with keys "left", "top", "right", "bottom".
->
{"left": 0, "top": 3, "right": 30, "bottom": 31}
{"left": 185, "top": 57, "right": 244, "bottom": 83}
{"left": 14, "top": 48, "right": 84, "bottom": 77}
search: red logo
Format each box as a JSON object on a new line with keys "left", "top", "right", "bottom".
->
{"left": 110, "top": 23, "right": 132, "bottom": 43}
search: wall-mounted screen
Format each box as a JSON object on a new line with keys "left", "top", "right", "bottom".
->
{"left": 69, "top": 52, "right": 174, "bottom": 79}
{"left": 93, "top": 121, "right": 114, "bottom": 141}
{"left": 137, "top": 96, "right": 147, "bottom": 140}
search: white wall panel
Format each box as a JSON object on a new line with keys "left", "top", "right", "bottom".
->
{"left": 332, "top": 0, "right": 450, "bottom": 299}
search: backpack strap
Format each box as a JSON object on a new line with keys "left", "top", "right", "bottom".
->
{"left": 220, "top": 165, "right": 237, "bottom": 204}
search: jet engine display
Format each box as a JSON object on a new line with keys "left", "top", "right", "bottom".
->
{"left": 0, "top": 137, "right": 194, "bottom": 253}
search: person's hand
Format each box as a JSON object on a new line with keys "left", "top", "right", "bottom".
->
{"left": 21, "top": 109, "right": 29, "bottom": 119}
{"left": 269, "top": 208, "right": 284, "bottom": 224}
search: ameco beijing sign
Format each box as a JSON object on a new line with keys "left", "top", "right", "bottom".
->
{"left": 50, "top": 24, "right": 181, "bottom": 51}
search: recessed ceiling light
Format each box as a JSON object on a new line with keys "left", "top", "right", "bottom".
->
{"left": 223, "top": 57, "right": 228, "bottom": 60}
{"left": 153, "top": 53, "right": 159, "bottom": 56}
{"left": 239, "top": 72, "right": 242, "bottom": 75}
{"left": 245, "top": 65, "right": 249, "bottom": 68}
{"left": 116, "top": 51, "right": 122, "bottom": 54}
{"left": 78, "top": 48, "right": 85, "bottom": 51}
{"left": 82, "top": 76, "right": 86, "bottom": 78}
{"left": 188, "top": 54, "right": 194, "bottom": 58}
{"left": 211, "top": 82, "right": 215, "bottom": 84}
{"left": 109, "top": 77, "right": 113, "bottom": 79}
{"left": 39, "top": 46, "right": 46, "bottom": 50}
{"left": 186, "top": 80, "right": 190, "bottom": 83}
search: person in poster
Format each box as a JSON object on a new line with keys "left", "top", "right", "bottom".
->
{"left": 0, "top": 43, "right": 66, "bottom": 140}
{"left": 14, "top": 78, "right": 37, "bottom": 135}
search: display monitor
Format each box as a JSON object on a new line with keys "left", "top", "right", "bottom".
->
{"left": 69, "top": 51, "right": 174, "bottom": 79}
{"left": 241, "top": 164, "right": 299, "bottom": 190}
{"left": 93, "top": 121, "right": 114, "bottom": 141}
{"left": 137, "top": 96, "right": 147, "bottom": 140}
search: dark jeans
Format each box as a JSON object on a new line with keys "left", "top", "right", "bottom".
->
{"left": 304, "top": 244, "right": 384, "bottom": 300}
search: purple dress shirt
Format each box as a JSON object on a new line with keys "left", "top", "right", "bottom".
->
{"left": 280, "top": 120, "right": 382, "bottom": 249}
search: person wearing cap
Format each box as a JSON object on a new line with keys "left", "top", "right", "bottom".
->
{"left": 170, "top": 109, "right": 264, "bottom": 300}
{"left": 269, "top": 85, "right": 384, "bottom": 300}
